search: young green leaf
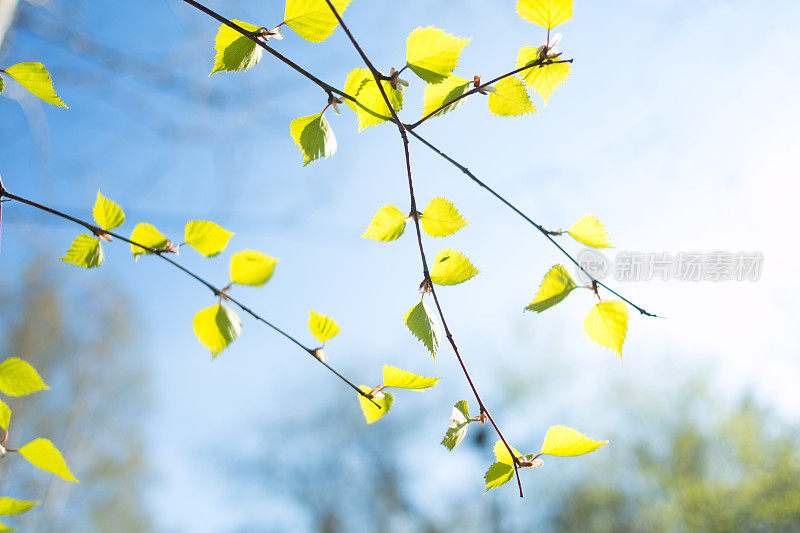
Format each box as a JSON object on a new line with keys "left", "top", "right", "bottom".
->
{"left": 568, "top": 215, "right": 612, "bottom": 248}
{"left": 516, "top": 0, "right": 573, "bottom": 29}
{"left": 0, "top": 76, "right": 3, "bottom": 93}
{"left": 357, "top": 385, "right": 393, "bottom": 424}
{"left": 17, "top": 439, "right": 78, "bottom": 482}
{"left": 0, "top": 521, "right": 11, "bottom": 532}
{"left": 517, "top": 47, "right": 571, "bottom": 104}
{"left": 184, "top": 220, "right": 234, "bottom": 257}
{"left": 290, "top": 113, "right": 337, "bottom": 166}
{"left": 430, "top": 249, "right": 479, "bottom": 286}
{"left": 0, "top": 400, "right": 10, "bottom": 431}
{"left": 382, "top": 365, "right": 439, "bottom": 390}
{"left": 540, "top": 425, "right": 608, "bottom": 456}
{"left": 421, "top": 74, "right": 472, "bottom": 119}
{"left": 0, "top": 497, "right": 38, "bottom": 516}
{"left": 584, "top": 300, "right": 629, "bottom": 356}
{"left": 487, "top": 77, "right": 536, "bottom": 117}
{"left": 192, "top": 303, "right": 242, "bottom": 357}
{"left": 420, "top": 197, "right": 468, "bottom": 237}
{"left": 343, "top": 68, "right": 404, "bottom": 131}
{"left": 494, "top": 439, "right": 524, "bottom": 465}
{"left": 284, "top": 0, "right": 353, "bottom": 43}
{"left": 60, "top": 234, "right": 103, "bottom": 268}
{"left": 308, "top": 311, "right": 340, "bottom": 343}
{"left": 441, "top": 400, "right": 472, "bottom": 451}
{"left": 2, "top": 62, "right": 68, "bottom": 107}
{"left": 406, "top": 26, "right": 470, "bottom": 84}
{"left": 484, "top": 462, "right": 515, "bottom": 492}
{"left": 0, "top": 357, "right": 49, "bottom": 397}
{"left": 229, "top": 250, "right": 279, "bottom": 287}
{"left": 361, "top": 205, "right": 407, "bottom": 242}
{"left": 210, "top": 20, "right": 263, "bottom": 75}
{"left": 92, "top": 191, "right": 125, "bottom": 231}
{"left": 525, "top": 264, "right": 576, "bottom": 312}
{"left": 404, "top": 301, "right": 440, "bottom": 358}
{"left": 130, "top": 223, "right": 170, "bottom": 257}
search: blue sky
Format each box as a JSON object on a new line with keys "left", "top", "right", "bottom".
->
{"left": 2, "top": 0, "right": 799, "bottom": 530}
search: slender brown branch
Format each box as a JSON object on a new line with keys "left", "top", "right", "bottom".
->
{"left": 0, "top": 185, "right": 380, "bottom": 407}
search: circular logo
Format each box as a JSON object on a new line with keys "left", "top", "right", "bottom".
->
{"left": 575, "top": 249, "right": 609, "bottom": 283}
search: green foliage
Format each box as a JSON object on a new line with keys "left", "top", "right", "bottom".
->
{"left": 344, "top": 68, "right": 404, "bottom": 131}
{"left": 525, "top": 264, "right": 576, "bottom": 312}
{"left": 308, "top": 311, "right": 340, "bottom": 343}
{"left": 487, "top": 77, "right": 536, "bottom": 117}
{"left": 290, "top": 113, "right": 337, "bottom": 166}
{"left": 0, "top": 400, "right": 10, "bottom": 431}
{"left": 382, "top": 365, "right": 439, "bottom": 390}
{"left": 0, "top": 498, "right": 38, "bottom": 516}
{"left": 517, "top": 47, "right": 571, "bottom": 104}
{"left": 404, "top": 301, "right": 440, "bottom": 358}
{"left": 60, "top": 234, "right": 104, "bottom": 268}
{"left": 484, "top": 462, "right": 515, "bottom": 492}
{"left": 540, "top": 425, "right": 608, "bottom": 457}
{"left": 421, "top": 74, "right": 471, "bottom": 119}
{"left": 184, "top": 220, "right": 234, "bottom": 257}
{"left": 0, "top": 62, "right": 68, "bottom": 107}
{"left": 429, "top": 249, "right": 479, "bottom": 286}
{"left": 516, "top": 0, "right": 573, "bottom": 30}
{"left": 406, "top": 27, "right": 470, "bottom": 84}
{"left": 192, "top": 303, "right": 242, "bottom": 357}
{"left": 0, "top": 357, "right": 49, "bottom": 397}
{"left": 229, "top": 249, "right": 279, "bottom": 287}
{"left": 130, "top": 223, "right": 170, "bottom": 256}
{"left": 441, "top": 400, "right": 472, "bottom": 451}
{"left": 283, "top": 0, "right": 353, "bottom": 43}
{"left": 210, "top": 20, "right": 263, "bottom": 75}
{"left": 568, "top": 215, "right": 612, "bottom": 248}
{"left": 92, "top": 191, "right": 125, "bottom": 231}
{"left": 357, "top": 385, "right": 393, "bottom": 424}
{"left": 361, "top": 205, "right": 407, "bottom": 241}
{"left": 584, "top": 300, "right": 629, "bottom": 356}
{"left": 17, "top": 438, "right": 79, "bottom": 482}
{"left": 420, "top": 197, "right": 468, "bottom": 237}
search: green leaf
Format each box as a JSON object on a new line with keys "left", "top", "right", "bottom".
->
{"left": 540, "top": 425, "right": 608, "bottom": 456}
{"left": 494, "top": 439, "right": 524, "bottom": 465}
{"left": 517, "top": 47, "right": 571, "bottom": 104}
{"left": 284, "top": 0, "right": 353, "bottom": 43}
{"left": 308, "top": 311, "right": 340, "bottom": 343}
{"left": 60, "top": 234, "right": 103, "bottom": 269}
{"left": 568, "top": 215, "right": 612, "bottom": 248}
{"left": 516, "top": 0, "right": 573, "bottom": 29}
{"left": 441, "top": 400, "right": 471, "bottom": 451}
{"left": 525, "top": 264, "right": 576, "bottom": 312}
{"left": 192, "top": 303, "right": 242, "bottom": 357}
{"left": 487, "top": 77, "right": 536, "bottom": 117}
{"left": 430, "top": 249, "right": 479, "bottom": 286}
{"left": 0, "top": 76, "right": 3, "bottom": 93}
{"left": 92, "top": 191, "right": 125, "bottom": 231}
{"left": 290, "top": 113, "right": 337, "bottom": 166}
{"left": 0, "top": 358, "right": 49, "bottom": 397}
{"left": 406, "top": 26, "right": 470, "bottom": 84}
{"left": 421, "top": 74, "right": 472, "bottom": 119}
{"left": 210, "top": 20, "right": 263, "bottom": 75}
{"left": 17, "top": 439, "right": 78, "bottom": 482}
{"left": 484, "top": 462, "right": 514, "bottom": 492}
{"left": 382, "top": 365, "right": 439, "bottom": 390}
{"left": 0, "top": 497, "right": 38, "bottom": 516}
{"left": 130, "top": 223, "right": 170, "bottom": 256}
{"left": 584, "top": 300, "right": 629, "bottom": 356}
{"left": 343, "top": 68, "right": 404, "bottom": 131}
{"left": 357, "top": 385, "right": 393, "bottom": 424}
{"left": 229, "top": 250, "right": 279, "bottom": 287}
{"left": 0, "top": 520, "right": 12, "bottom": 532}
{"left": 0, "top": 400, "right": 10, "bottom": 431}
{"left": 2, "top": 62, "right": 68, "bottom": 108}
{"left": 404, "top": 301, "right": 440, "bottom": 358}
{"left": 184, "top": 220, "right": 234, "bottom": 258}
{"left": 361, "top": 205, "right": 407, "bottom": 242}
{"left": 420, "top": 197, "right": 468, "bottom": 237}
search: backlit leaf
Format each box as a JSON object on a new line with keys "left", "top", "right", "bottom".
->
{"left": 0, "top": 400, "right": 10, "bottom": 431}
{"left": 184, "top": 220, "right": 234, "bottom": 257}
{"left": 357, "top": 385, "right": 392, "bottom": 424}
{"left": 406, "top": 26, "right": 470, "bottom": 84}
{"left": 488, "top": 77, "right": 536, "bottom": 117}
{"left": 420, "top": 197, "right": 468, "bottom": 237}
{"left": 0, "top": 357, "right": 49, "bottom": 397}
{"left": 382, "top": 365, "right": 439, "bottom": 390}
{"left": 60, "top": 234, "right": 103, "bottom": 268}
{"left": 3, "top": 62, "right": 68, "bottom": 107}
{"left": 343, "top": 68, "right": 404, "bottom": 131}
{"left": 284, "top": 0, "right": 353, "bottom": 43}
{"left": 290, "top": 113, "right": 337, "bottom": 166}
{"left": 229, "top": 250, "right": 279, "bottom": 287}
{"left": 494, "top": 439, "right": 524, "bottom": 465}
{"left": 441, "top": 400, "right": 471, "bottom": 451}
{"left": 0, "top": 521, "right": 10, "bottom": 532}
{"left": 540, "top": 425, "right": 608, "bottom": 456}
{"left": 525, "top": 264, "right": 576, "bottom": 312}
{"left": 568, "top": 215, "right": 612, "bottom": 248}
{"left": 516, "top": 0, "right": 573, "bottom": 29}
{"left": 584, "top": 300, "right": 629, "bottom": 356}
{"left": 0, "top": 497, "right": 38, "bottom": 516}
{"left": 421, "top": 74, "right": 471, "bottom": 119}
{"left": 430, "top": 249, "right": 479, "bottom": 286}
{"left": 92, "top": 191, "right": 125, "bottom": 231}
{"left": 308, "top": 311, "right": 340, "bottom": 343}
{"left": 361, "top": 205, "right": 407, "bottom": 242}
{"left": 484, "top": 462, "right": 514, "bottom": 492}
{"left": 130, "top": 223, "right": 169, "bottom": 256}
{"left": 517, "top": 47, "right": 571, "bottom": 104}
{"left": 17, "top": 439, "right": 78, "bottom": 482}
{"left": 404, "top": 301, "right": 440, "bottom": 358}
{"left": 210, "top": 20, "right": 262, "bottom": 75}
{"left": 192, "top": 303, "right": 242, "bottom": 357}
